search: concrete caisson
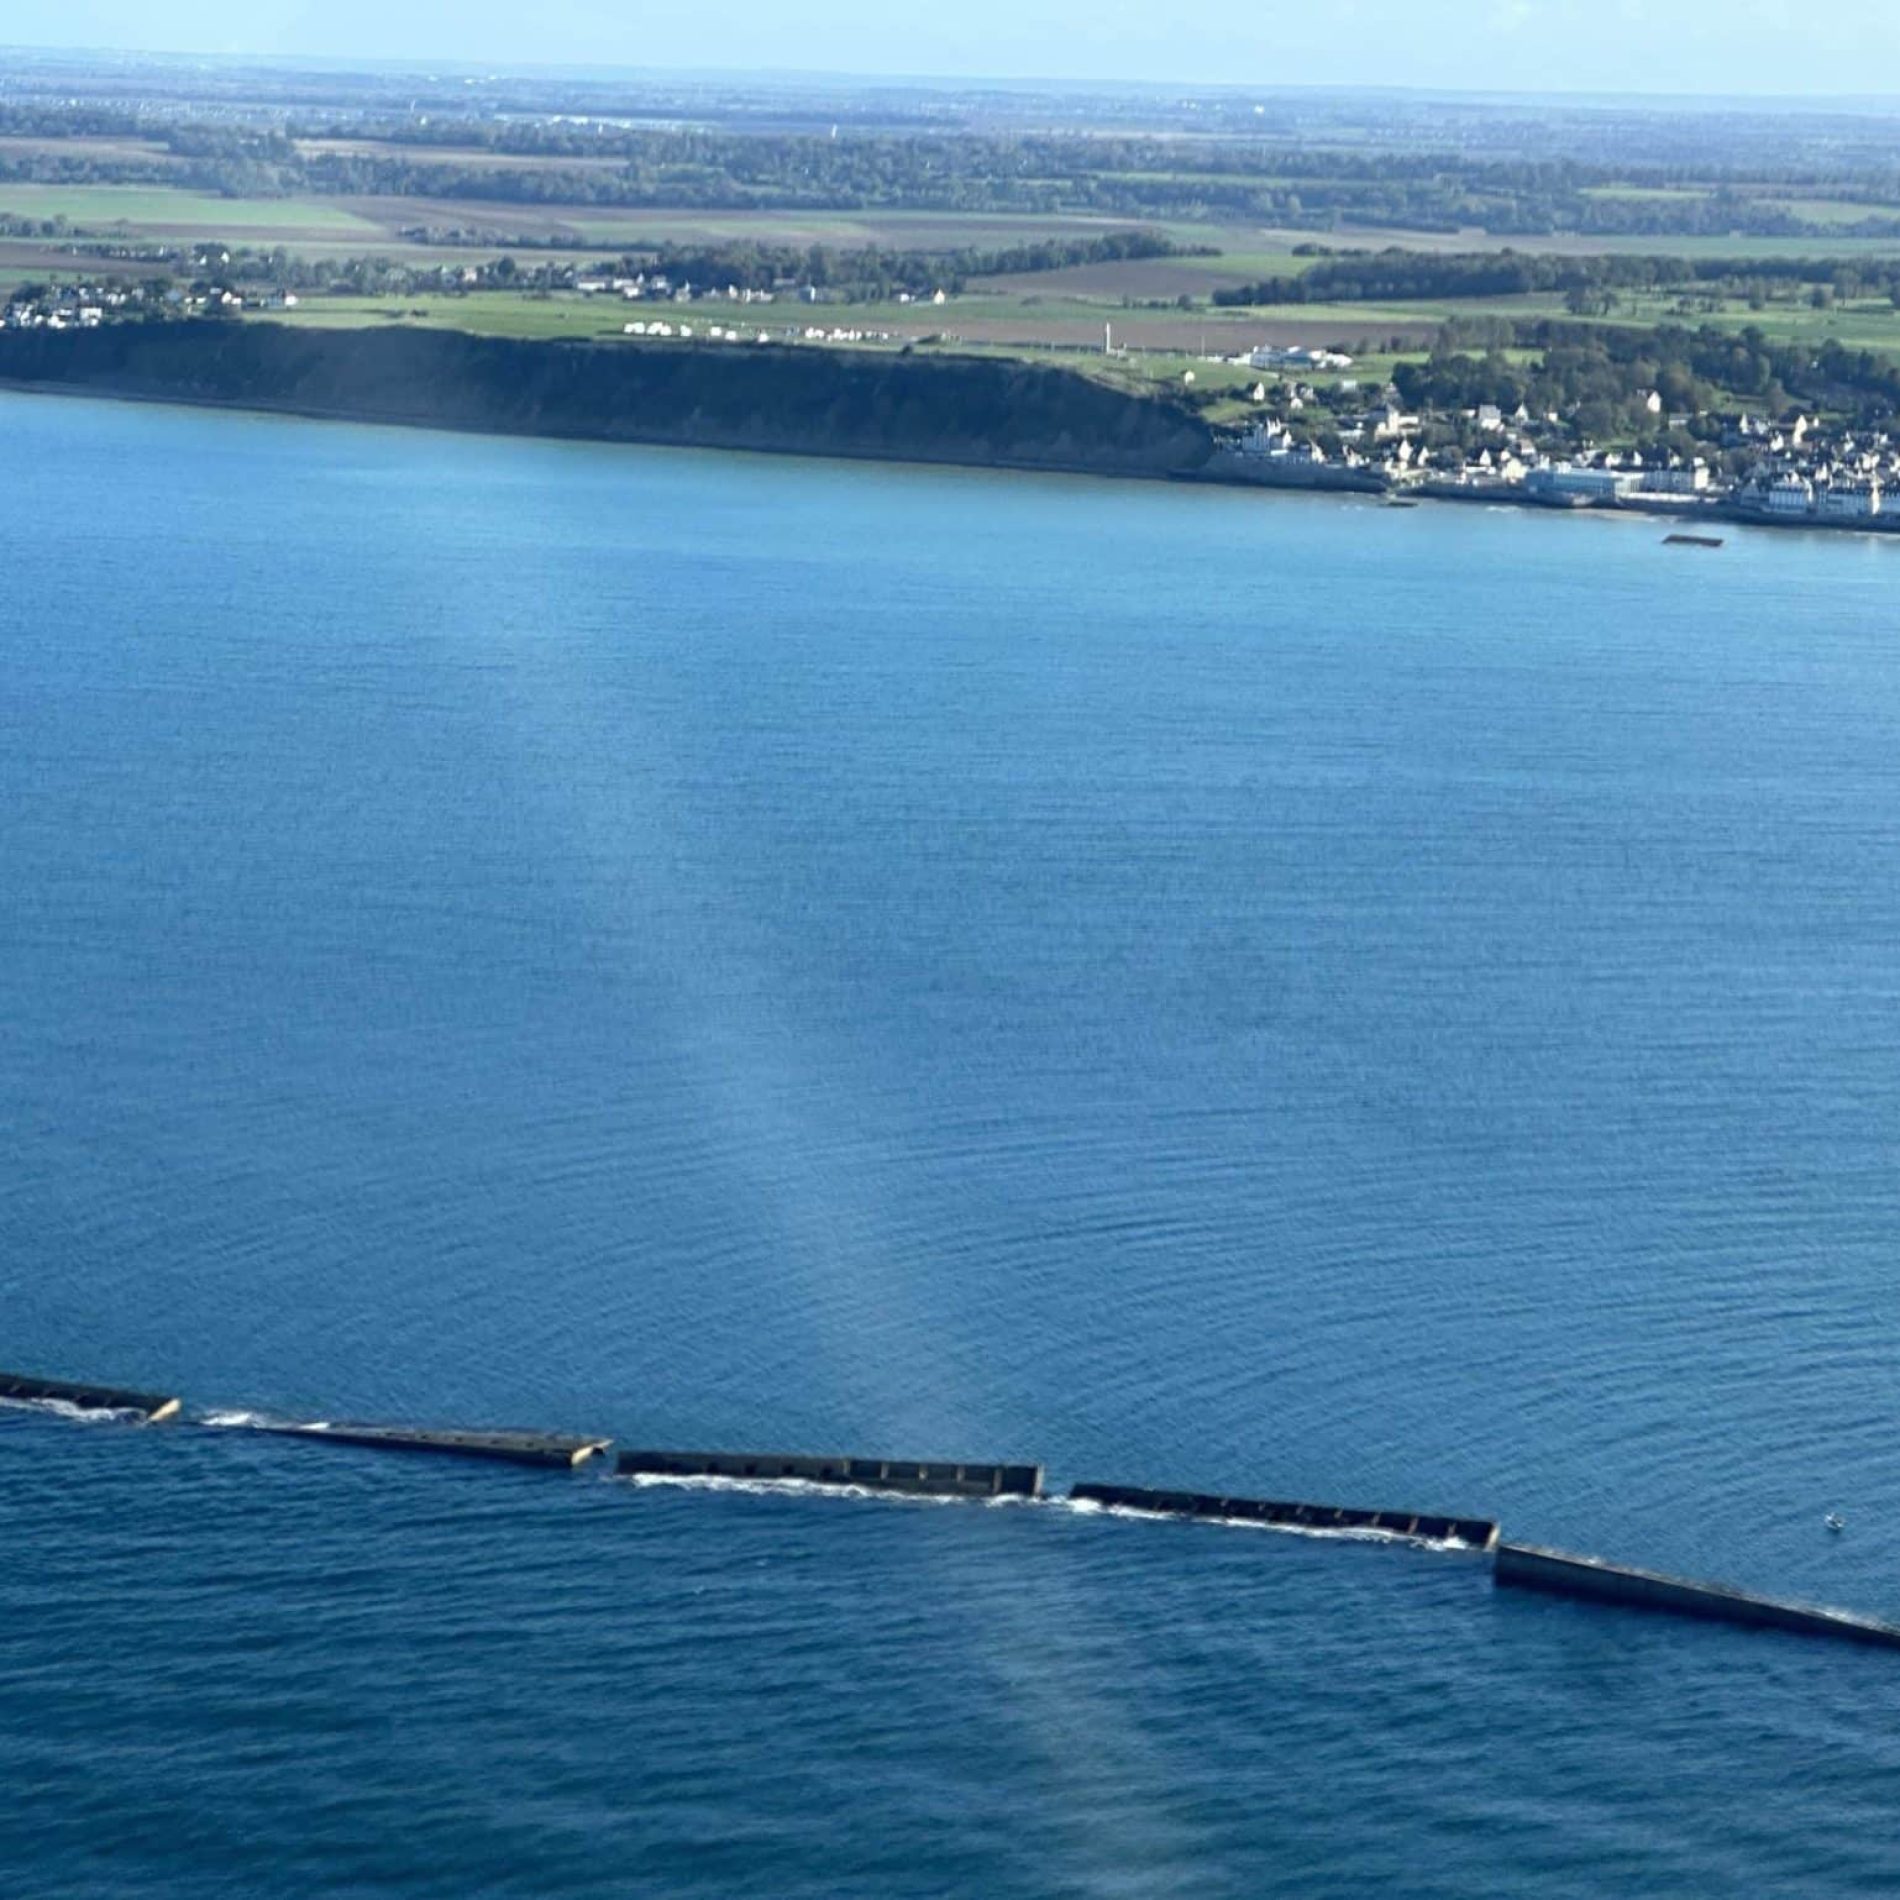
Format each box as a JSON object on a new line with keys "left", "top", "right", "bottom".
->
{"left": 1069, "top": 1480, "right": 1499, "bottom": 1549}
{"left": 1495, "top": 1542, "right": 1900, "bottom": 1650}
{"left": 616, "top": 1449, "right": 1043, "bottom": 1499}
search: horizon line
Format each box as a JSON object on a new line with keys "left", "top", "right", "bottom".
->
{"left": 6, "top": 43, "right": 1900, "bottom": 111}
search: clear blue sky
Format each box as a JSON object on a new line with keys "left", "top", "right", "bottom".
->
{"left": 4, "top": 0, "right": 1895, "bottom": 96}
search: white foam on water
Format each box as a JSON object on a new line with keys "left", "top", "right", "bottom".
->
{"left": 1055, "top": 1497, "right": 1483, "bottom": 1554}
{"left": 199, "top": 1412, "right": 332, "bottom": 1432}
{"left": 620, "top": 1471, "right": 993, "bottom": 1509}
{"left": 0, "top": 1394, "right": 141, "bottom": 1424}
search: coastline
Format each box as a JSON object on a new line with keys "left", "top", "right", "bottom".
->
{"left": 1192, "top": 461, "right": 1900, "bottom": 537}
{"left": 0, "top": 373, "right": 1192, "bottom": 485}
{"left": 6, "top": 322, "right": 1900, "bottom": 540}
{"left": 0, "top": 321, "right": 1213, "bottom": 484}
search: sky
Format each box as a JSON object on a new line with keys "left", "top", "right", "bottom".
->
{"left": 5, "top": 0, "right": 1900, "bottom": 97}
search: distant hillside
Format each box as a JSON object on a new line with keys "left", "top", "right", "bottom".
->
{"left": 0, "top": 322, "right": 1215, "bottom": 479}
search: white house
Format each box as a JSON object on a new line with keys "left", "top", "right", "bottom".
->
{"left": 1233, "top": 421, "right": 1296, "bottom": 457}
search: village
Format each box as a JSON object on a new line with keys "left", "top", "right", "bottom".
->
{"left": 0, "top": 267, "right": 919, "bottom": 344}
{"left": 1206, "top": 340, "right": 1900, "bottom": 527}
{"left": 1219, "top": 396, "right": 1900, "bottom": 525}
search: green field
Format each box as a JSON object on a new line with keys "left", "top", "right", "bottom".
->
{"left": 243, "top": 268, "right": 1900, "bottom": 393}
{"left": 1755, "top": 196, "right": 1900, "bottom": 227}
{"left": 247, "top": 292, "right": 637, "bottom": 340}
{"left": 0, "top": 184, "right": 384, "bottom": 237}
{"left": 1579, "top": 287, "right": 1900, "bottom": 350}
{"left": 1578, "top": 185, "right": 1713, "bottom": 204}
{"left": 550, "top": 206, "right": 1163, "bottom": 248}
{"left": 242, "top": 279, "right": 1900, "bottom": 360}
{"left": 1192, "top": 279, "right": 1900, "bottom": 355}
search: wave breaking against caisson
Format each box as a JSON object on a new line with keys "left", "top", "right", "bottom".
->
{"left": 6, "top": 1364, "right": 1895, "bottom": 1653}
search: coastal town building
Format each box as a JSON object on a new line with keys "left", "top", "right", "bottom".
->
{"left": 1525, "top": 464, "right": 1642, "bottom": 502}
{"left": 1641, "top": 462, "right": 1712, "bottom": 494}
{"left": 1817, "top": 480, "right": 1882, "bottom": 518}
{"left": 1240, "top": 343, "right": 1354, "bottom": 373}
{"left": 1763, "top": 473, "right": 1816, "bottom": 514}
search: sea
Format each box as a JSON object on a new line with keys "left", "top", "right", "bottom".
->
{"left": 4, "top": 390, "right": 1899, "bottom": 1898}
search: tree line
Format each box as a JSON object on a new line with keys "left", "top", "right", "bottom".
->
{"left": 1212, "top": 249, "right": 1900, "bottom": 308}
{"left": 627, "top": 230, "right": 1204, "bottom": 295}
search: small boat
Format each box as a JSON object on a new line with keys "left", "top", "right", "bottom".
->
{"left": 1826, "top": 1513, "right": 1846, "bottom": 1533}
{"left": 1664, "top": 532, "right": 1725, "bottom": 548}
{"left": 1384, "top": 496, "right": 1420, "bottom": 509}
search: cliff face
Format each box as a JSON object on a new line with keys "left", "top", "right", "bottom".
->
{"left": 0, "top": 322, "right": 1216, "bottom": 477}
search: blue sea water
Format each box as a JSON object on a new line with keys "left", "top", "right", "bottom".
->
{"left": 5, "top": 389, "right": 1900, "bottom": 1897}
